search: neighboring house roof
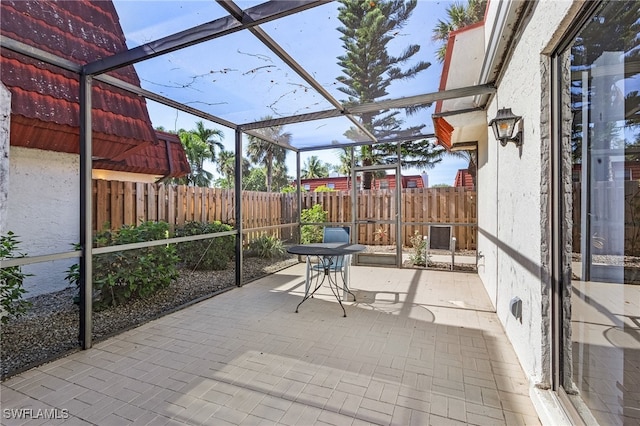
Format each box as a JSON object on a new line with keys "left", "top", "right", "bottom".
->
{"left": 453, "top": 169, "right": 475, "bottom": 189}
{"left": 93, "top": 131, "right": 190, "bottom": 178}
{"left": 301, "top": 175, "right": 425, "bottom": 191}
{"left": 0, "top": 0, "right": 190, "bottom": 178}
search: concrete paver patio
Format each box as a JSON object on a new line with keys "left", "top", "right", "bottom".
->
{"left": 1, "top": 263, "right": 541, "bottom": 425}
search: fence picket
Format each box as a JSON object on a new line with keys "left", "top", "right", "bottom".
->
{"left": 92, "top": 179, "right": 476, "bottom": 248}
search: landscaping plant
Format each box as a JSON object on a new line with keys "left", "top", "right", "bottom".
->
{"left": 409, "top": 231, "right": 430, "bottom": 267}
{"left": 300, "top": 204, "right": 328, "bottom": 244}
{"left": 66, "top": 221, "right": 179, "bottom": 309}
{"left": 0, "top": 232, "right": 32, "bottom": 323}
{"left": 175, "top": 221, "right": 235, "bottom": 270}
{"left": 246, "top": 234, "right": 286, "bottom": 259}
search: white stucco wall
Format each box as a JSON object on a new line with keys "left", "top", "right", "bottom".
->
{"left": 477, "top": 1, "right": 574, "bottom": 386}
{"left": 7, "top": 146, "right": 80, "bottom": 297}
{"left": 0, "top": 84, "right": 10, "bottom": 234}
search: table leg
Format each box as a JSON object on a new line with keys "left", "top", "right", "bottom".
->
{"left": 296, "top": 255, "right": 328, "bottom": 313}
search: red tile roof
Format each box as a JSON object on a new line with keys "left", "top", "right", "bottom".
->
{"left": 93, "top": 131, "right": 191, "bottom": 178}
{"left": 0, "top": 0, "right": 190, "bottom": 177}
{"left": 453, "top": 169, "right": 474, "bottom": 189}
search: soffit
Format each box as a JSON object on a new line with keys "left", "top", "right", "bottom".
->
{"left": 433, "top": 22, "right": 488, "bottom": 149}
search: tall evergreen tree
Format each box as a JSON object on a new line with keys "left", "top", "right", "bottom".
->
{"left": 336, "top": 0, "right": 443, "bottom": 189}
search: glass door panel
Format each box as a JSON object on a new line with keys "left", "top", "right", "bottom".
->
{"left": 560, "top": 2, "right": 640, "bottom": 423}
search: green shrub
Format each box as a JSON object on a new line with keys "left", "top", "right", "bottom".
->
{"left": 0, "top": 232, "right": 32, "bottom": 324}
{"left": 175, "top": 221, "right": 235, "bottom": 270}
{"left": 66, "top": 221, "right": 179, "bottom": 309}
{"left": 300, "top": 204, "right": 328, "bottom": 244}
{"left": 409, "top": 231, "right": 430, "bottom": 266}
{"left": 314, "top": 185, "right": 335, "bottom": 192}
{"left": 247, "top": 234, "right": 286, "bottom": 259}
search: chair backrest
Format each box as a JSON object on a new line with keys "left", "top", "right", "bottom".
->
{"left": 323, "top": 226, "right": 350, "bottom": 244}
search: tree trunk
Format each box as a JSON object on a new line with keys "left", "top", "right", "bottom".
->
{"left": 266, "top": 153, "right": 273, "bottom": 193}
{"left": 362, "top": 158, "right": 373, "bottom": 190}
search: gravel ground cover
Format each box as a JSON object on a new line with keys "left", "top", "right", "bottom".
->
{"left": 1, "top": 255, "right": 298, "bottom": 380}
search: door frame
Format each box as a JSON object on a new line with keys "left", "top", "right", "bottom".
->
{"left": 350, "top": 162, "right": 403, "bottom": 268}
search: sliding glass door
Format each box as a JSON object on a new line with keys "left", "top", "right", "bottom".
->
{"left": 555, "top": 2, "right": 640, "bottom": 423}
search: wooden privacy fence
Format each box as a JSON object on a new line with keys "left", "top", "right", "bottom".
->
{"left": 572, "top": 181, "right": 640, "bottom": 256}
{"left": 92, "top": 180, "right": 297, "bottom": 242}
{"left": 301, "top": 187, "right": 476, "bottom": 249}
{"left": 93, "top": 180, "right": 476, "bottom": 249}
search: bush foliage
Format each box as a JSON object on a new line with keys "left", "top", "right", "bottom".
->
{"left": 175, "top": 221, "right": 235, "bottom": 270}
{"left": 67, "top": 221, "right": 179, "bottom": 309}
{"left": 409, "top": 231, "right": 430, "bottom": 266}
{"left": 246, "top": 234, "right": 286, "bottom": 259}
{"left": 0, "top": 232, "right": 32, "bottom": 323}
{"left": 300, "top": 204, "right": 328, "bottom": 244}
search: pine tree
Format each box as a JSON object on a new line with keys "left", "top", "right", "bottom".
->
{"left": 337, "top": 0, "right": 443, "bottom": 189}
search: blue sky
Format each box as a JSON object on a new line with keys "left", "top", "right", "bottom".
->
{"left": 112, "top": 0, "right": 468, "bottom": 186}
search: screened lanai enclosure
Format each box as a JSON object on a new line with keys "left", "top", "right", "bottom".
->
{"left": 0, "top": 0, "right": 488, "bottom": 377}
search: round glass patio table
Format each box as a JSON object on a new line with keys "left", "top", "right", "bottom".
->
{"left": 287, "top": 243, "right": 365, "bottom": 317}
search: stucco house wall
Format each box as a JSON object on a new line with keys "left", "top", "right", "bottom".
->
{"left": 7, "top": 146, "right": 79, "bottom": 297}
{"left": 478, "top": 0, "right": 573, "bottom": 387}
{"left": 1, "top": 84, "right": 9, "bottom": 234}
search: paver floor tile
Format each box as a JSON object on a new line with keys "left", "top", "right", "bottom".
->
{"left": 1, "top": 265, "right": 540, "bottom": 425}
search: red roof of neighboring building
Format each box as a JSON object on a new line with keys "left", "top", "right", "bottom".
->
{"left": 301, "top": 175, "right": 425, "bottom": 191}
{"left": 0, "top": 0, "right": 190, "bottom": 177}
{"left": 93, "top": 131, "right": 191, "bottom": 178}
{"left": 453, "top": 169, "right": 474, "bottom": 189}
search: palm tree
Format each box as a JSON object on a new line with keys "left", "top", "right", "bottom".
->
{"left": 302, "top": 156, "right": 329, "bottom": 179}
{"left": 432, "top": 0, "right": 487, "bottom": 63}
{"left": 173, "top": 121, "right": 225, "bottom": 187}
{"left": 246, "top": 116, "right": 291, "bottom": 192}
{"left": 193, "top": 120, "right": 225, "bottom": 164}
{"left": 333, "top": 147, "right": 358, "bottom": 177}
{"left": 177, "top": 130, "right": 215, "bottom": 187}
{"left": 216, "top": 150, "right": 250, "bottom": 188}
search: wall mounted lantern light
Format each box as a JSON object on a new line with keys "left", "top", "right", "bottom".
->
{"left": 489, "top": 108, "right": 523, "bottom": 147}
